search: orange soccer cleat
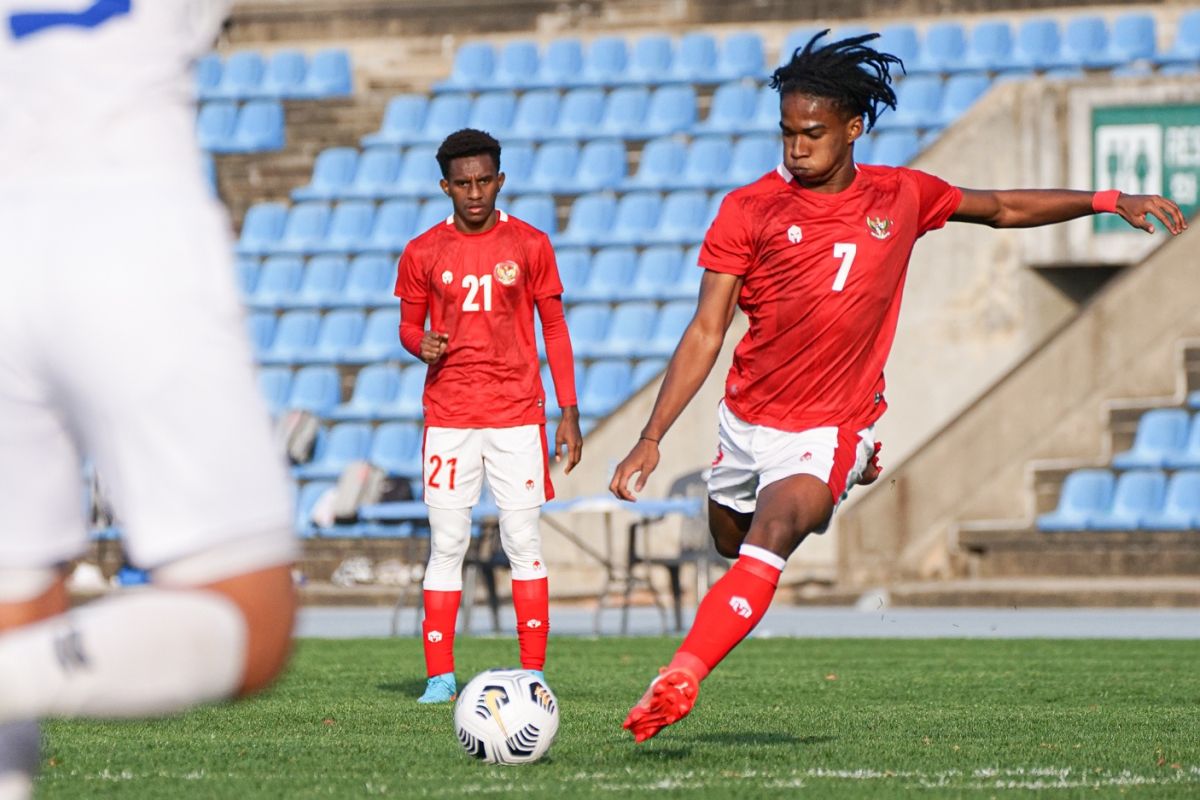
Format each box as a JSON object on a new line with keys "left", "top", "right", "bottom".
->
{"left": 622, "top": 666, "right": 699, "bottom": 742}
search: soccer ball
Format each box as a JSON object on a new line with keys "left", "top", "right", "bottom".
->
{"left": 453, "top": 668, "right": 559, "bottom": 765}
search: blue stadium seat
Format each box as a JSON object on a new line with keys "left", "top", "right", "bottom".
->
{"left": 236, "top": 257, "right": 260, "bottom": 298}
{"left": 668, "top": 32, "right": 718, "bottom": 83}
{"left": 416, "top": 199, "right": 452, "bottom": 234}
{"left": 625, "top": 34, "right": 674, "bottom": 85}
{"left": 300, "top": 49, "right": 352, "bottom": 98}
{"left": 498, "top": 142, "right": 535, "bottom": 194}
{"left": 467, "top": 91, "right": 517, "bottom": 136}
{"left": 596, "top": 301, "right": 658, "bottom": 357}
{"left": 623, "top": 245, "right": 682, "bottom": 300}
{"left": 1143, "top": 470, "right": 1200, "bottom": 530}
{"left": 293, "top": 147, "right": 359, "bottom": 201}
{"left": 670, "top": 245, "right": 702, "bottom": 299}
{"left": 609, "top": 191, "right": 662, "bottom": 245}
{"left": 361, "top": 199, "right": 419, "bottom": 254}
{"left": 1036, "top": 469, "right": 1115, "bottom": 532}
{"left": 238, "top": 203, "right": 289, "bottom": 256}
{"left": 575, "top": 247, "right": 638, "bottom": 304}
{"left": 380, "top": 363, "right": 426, "bottom": 419}
{"left": 330, "top": 364, "right": 402, "bottom": 420}
{"left": 580, "top": 360, "right": 633, "bottom": 415}
{"left": 370, "top": 422, "right": 423, "bottom": 477}
{"left": 1056, "top": 15, "right": 1114, "bottom": 70}
{"left": 533, "top": 38, "right": 584, "bottom": 88}
{"left": 705, "top": 192, "right": 724, "bottom": 226}
{"left": 745, "top": 84, "right": 781, "bottom": 133}
{"left": 855, "top": 133, "right": 875, "bottom": 164}
{"left": 271, "top": 202, "right": 331, "bottom": 256}
{"left": 484, "top": 40, "right": 540, "bottom": 90}
{"left": 341, "top": 254, "right": 397, "bottom": 308}
{"left": 1089, "top": 469, "right": 1167, "bottom": 530}
{"left": 726, "top": 134, "right": 778, "bottom": 187}
{"left": 875, "top": 75, "right": 944, "bottom": 132}
{"left": 575, "top": 139, "right": 627, "bottom": 191}
{"left": 1164, "top": 413, "right": 1200, "bottom": 469}
{"left": 996, "top": 18, "right": 1062, "bottom": 73}
{"left": 555, "top": 247, "right": 591, "bottom": 297}
{"left": 505, "top": 90, "right": 561, "bottom": 144}
{"left": 675, "top": 136, "right": 733, "bottom": 189}
{"left": 564, "top": 303, "right": 612, "bottom": 357}
{"left": 934, "top": 74, "right": 992, "bottom": 128}
{"left": 631, "top": 358, "right": 668, "bottom": 388}
{"left": 540, "top": 365, "right": 559, "bottom": 418}
{"left": 287, "top": 365, "right": 341, "bottom": 414}
{"left": 245, "top": 312, "right": 276, "bottom": 359}
{"left": 1154, "top": 9, "right": 1200, "bottom": 65}
{"left": 597, "top": 86, "right": 649, "bottom": 139}
{"left": 650, "top": 190, "right": 709, "bottom": 245}
{"left": 645, "top": 300, "right": 693, "bottom": 356}
{"left": 290, "top": 256, "right": 348, "bottom": 309}
{"left": 509, "top": 195, "right": 558, "bottom": 235}
{"left": 868, "top": 131, "right": 919, "bottom": 166}
{"left": 557, "top": 193, "right": 617, "bottom": 246}
{"left": 695, "top": 81, "right": 759, "bottom": 134}
{"left": 295, "top": 423, "right": 373, "bottom": 480}
{"left": 1112, "top": 408, "right": 1191, "bottom": 468}
{"left": 1190, "top": 391, "right": 1200, "bottom": 410}
{"left": 435, "top": 42, "right": 495, "bottom": 93}
{"left": 257, "top": 367, "right": 293, "bottom": 415}
{"left": 527, "top": 141, "right": 580, "bottom": 193}
{"left": 579, "top": 36, "right": 629, "bottom": 87}
{"left": 911, "top": 22, "right": 968, "bottom": 75}
{"left": 642, "top": 85, "right": 697, "bottom": 137}
{"left": 555, "top": 88, "right": 607, "bottom": 139}
{"left": 778, "top": 27, "right": 824, "bottom": 67}
{"left": 231, "top": 100, "right": 285, "bottom": 152}
{"left": 624, "top": 136, "right": 688, "bottom": 189}
{"left": 963, "top": 20, "right": 1014, "bottom": 73}
{"left": 343, "top": 148, "right": 403, "bottom": 200}
{"left": 875, "top": 24, "right": 920, "bottom": 71}
{"left": 362, "top": 95, "right": 428, "bottom": 147}
{"left": 257, "top": 50, "right": 307, "bottom": 99}
{"left": 260, "top": 309, "right": 320, "bottom": 365}
{"left": 715, "top": 32, "right": 765, "bottom": 82}
{"left": 392, "top": 145, "right": 442, "bottom": 199}
{"left": 413, "top": 93, "right": 473, "bottom": 146}
{"left": 196, "top": 53, "right": 222, "bottom": 101}
{"left": 317, "top": 201, "right": 375, "bottom": 254}
{"left": 249, "top": 255, "right": 304, "bottom": 310}
{"left": 303, "top": 309, "right": 365, "bottom": 364}
{"left": 345, "top": 308, "right": 406, "bottom": 363}
{"left": 210, "top": 51, "right": 263, "bottom": 101}
{"left": 295, "top": 480, "right": 335, "bottom": 537}
{"left": 1104, "top": 14, "right": 1158, "bottom": 68}
{"left": 196, "top": 101, "right": 238, "bottom": 152}
{"left": 200, "top": 151, "right": 218, "bottom": 196}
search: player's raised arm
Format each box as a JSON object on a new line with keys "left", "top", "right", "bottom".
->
{"left": 609, "top": 269, "right": 741, "bottom": 501}
{"left": 951, "top": 188, "right": 1188, "bottom": 235}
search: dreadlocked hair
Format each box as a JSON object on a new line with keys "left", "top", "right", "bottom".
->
{"left": 769, "top": 30, "right": 903, "bottom": 132}
{"left": 436, "top": 128, "right": 502, "bottom": 178}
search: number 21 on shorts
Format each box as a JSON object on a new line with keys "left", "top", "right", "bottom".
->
{"left": 427, "top": 454, "right": 457, "bottom": 490}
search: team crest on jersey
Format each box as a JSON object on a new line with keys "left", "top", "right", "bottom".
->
{"left": 441, "top": 270, "right": 454, "bottom": 285}
{"left": 493, "top": 260, "right": 520, "bottom": 286}
{"left": 787, "top": 224, "right": 803, "bottom": 243}
{"left": 866, "top": 216, "right": 894, "bottom": 240}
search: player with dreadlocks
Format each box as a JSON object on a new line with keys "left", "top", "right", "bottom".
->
{"left": 611, "top": 30, "right": 1187, "bottom": 742}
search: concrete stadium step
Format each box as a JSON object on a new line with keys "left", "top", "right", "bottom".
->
{"left": 958, "top": 527, "right": 1200, "bottom": 578}
{"left": 866, "top": 577, "right": 1200, "bottom": 608}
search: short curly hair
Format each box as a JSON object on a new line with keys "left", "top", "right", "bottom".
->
{"left": 436, "top": 128, "right": 502, "bottom": 178}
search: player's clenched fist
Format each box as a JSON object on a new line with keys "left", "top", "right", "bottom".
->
{"left": 419, "top": 331, "right": 449, "bottom": 364}
{"left": 609, "top": 437, "right": 660, "bottom": 502}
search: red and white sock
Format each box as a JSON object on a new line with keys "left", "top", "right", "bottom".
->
{"left": 511, "top": 577, "right": 549, "bottom": 671}
{"left": 421, "top": 589, "right": 460, "bottom": 677}
{"left": 668, "top": 544, "right": 784, "bottom": 681}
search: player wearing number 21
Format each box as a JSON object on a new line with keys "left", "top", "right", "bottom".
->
{"left": 610, "top": 31, "right": 1189, "bottom": 743}
{"left": 396, "top": 129, "right": 583, "bottom": 704}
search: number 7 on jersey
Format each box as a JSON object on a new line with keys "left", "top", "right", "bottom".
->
{"left": 831, "top": 243, "right": 856, "bottom": 292}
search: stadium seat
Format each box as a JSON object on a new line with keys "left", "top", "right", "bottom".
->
{"left": 1056, "top": 15, "right": 1114, "bottom": 70}
{"left": 295, "top": 423, "right": 373, "bottom": 480}
{"left": 580, "top": 360, "right": 633, "bottom": 415}
{"left": 435, "top": 42, "right": 495, "bottom": 93}
{"left": 370, "top": 422, "right": 423, "bottom": 477}
{"left": 672, "top": 136, "right": 733, "bottom": 190}
{"left": 317, "top": 201, "right": 375, "bottom": 254}
{"left": 596, "top": 301, "right": 658, "bottom": 357}
{"left": 1089, "top": 469, "right": 1167, "bottom": 531}
{"left": 962, "top": 20, "right": 1014, "bottom": 73}
{"left": 575, "top": 139, "right": 627, "bottom": 191}
{"left": 625, "top": 34, "right": 674, "bottom": 85}
{"left": 609, "top": 191, "right": 662, "bottom": 245}
{"left": 391, "top": 145, "right": 442, "bottom": 199}
{"left": 260, "top": 309, "right": 320, "bottom": 365}
{"left": 416, "top": 199, "right": 452, "bottom": 234}
{"left": 1105, "top": 14, "right": 1158, "bottom": 68}
{"left": 381, "top": 363, "right": 427, "bottom": 419}
{"left": 645, "top": 300, "right": 693, "bottom": 356}
{"left": 564, "top": 303, "right": 612, "bottom": 358}
{"left": 745, "top": 84, "right": 782, "bottom": 133}
{"left": 271, "top": 202, "right": 331, "bottom": 256}
{"left": 533, "top": 38, "right": 585, "bottom": 89}
{"left": 642, "top": 85, "right": 697, "bottom": 137}
{"left": 649, "top": 190, "right": 709, "bottom": 245}
{"left": 231, "top": 100, "right": 285, "bottom": 152}
{"left": 715, "top": 32, "right": 765, "bottom": 82}
{"left": 497, "top": 142, "right": 535, "bottom": 194}
{"left": 869, "top": 131, "right": 920, "bottom": 166}
{"left": 1111, "top": 408, "right": 1191, "bottom": 468}
{"left": 286, "top": 365, "right": 341, "bottom": 414}
{"left": 1036, "top": 469, "right": 1115, "bottom": 531}
{"left": 505, "top": 90, "right": 561, "bottom": 144}
{"left": 236, "top": 257, "right": 260, "bottom": 298}
{"left": 330, "top": 364, "right": 403, "bottom": 420}
{"left": 623, "top": 245, "right": 682, "bottom": 300}
{"left": 300, "top": 49, "right": 353, "bottom": 98}
{"left": 705, "top": 191, "right": 724, "bottom": 226}
{"left": 210, "top": 51, "right": 264, "bottom": 101}
{"left": 360, "top": 199, "right": 419, "bottom": 254}
{"left": 291, "top": 255, "right": 349, "bottom": 308}
{"left": 295, "top": 480, "right": 335, "bottom": 537}
{"left": 625, "top": 136, "right": 688, "bottom": 189}
{"left": 413, "top": 93, "right": 473, "bottom": 146}
{"left": 249, "top": 255, "right": 304, "bottom": 310}
{"left": 934, "top": 74, "right": 992, "bottom": 128}
{"left": 526, "top": 141, "right": 580, "bottom": 193}
{"left": 362, "top": 95, "right": 428, "bottom": 147}
{"left": 667, "top": 32, "right": 718, "bottom": 83}
{"left": 555, "top": 248, "right": 591, "bottom": 297}
{"left": 696, "top": 81, "right": 760, "bottom": 135}
{"left": 483, "top": 40, "right": 540, "bottom": 90}
{"left": 995, "top": 18, "right": 1062, "bottom": 73}
{"left": 294, "top": 147, "right": 359, "bottom": 201}
{"left": 596, "top": 86, "right": 649, "bottom": 139}
{"left": 303, "top": 309, "right": 365, "bottom": 364}
{"left": 467, "top": 91, "right": 517, "bottom": 136}
{"left": 245, "top": 312, "right": 276, "bottom": 359}
{"left": 726, "top": 134, "right": 779, "bottom": 187}
{"left": 1154, "top": 9, "right": 1200, "bottom": 65}
{"left": 875, "top": 75, "right": 944, "bottom": 132}
{"left": 340, "top": 254, "right": 398, "bottom": 308}
{"left": 1143, "top": 470, "right": 1200, "bottom": 530}
{"left": 257, "top": 367, "right": 293, "bottom": 415}
{"left": 195, "top": 53, "right": 222, "bottom": 101}
{"left": 258, "top": 49, "right": 307, "bottom": 99}
{"left": 574, "top": 246, "right": 638, "bottom": 304}
{"left": 557, "top": 193, "right": 617, "bottom": 246}
{"left": 196, "top": 101, "right": 239, "bottom": 152}
{"left": 910, "top": 22, "right": 968, "bottom": 75}
{"left": 875, "top": 24, "right": 920, "bottom": 71}
{"left": 669, "top": 245, "right": 703, "bottom": 299}
{"left": 631, "top": 358, "right": 668, "bottom": 388}
{"left": 509, "top": 195, "right": 558, "bottom": 235}
{"left": 200, "top": 151, "right": 218, "bottom": 195}
{"left": 344, "top": 308, "right": 406, "bottom": 363}
{"left": 1190, "top": 391, "right": 1200, "bottom": 410}
{"left": 777, "top": 27, "right": 824, "bottom": 67}
{"left": 237, "top": 202, "right": 289, "bottom": 257}
{"left": 342, "top": 148, "right": 403, "bottom": 200}
{"left": 579, "top": 36, "right": 629, "bottom": 87}
{"left": 1164, "top": 413, "right": 1200, "bottom": 469}
{"left": 554, "top": 88, "right": 607, "bottom": 139}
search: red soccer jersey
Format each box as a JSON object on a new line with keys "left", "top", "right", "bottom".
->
{"left": 699, "top": 163, "right": 962, "bottom": 432}
{"left": 395, "top": 211, "right": 564, "bottom": 428}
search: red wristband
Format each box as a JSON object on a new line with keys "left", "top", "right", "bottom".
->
{"left": 1092, "top": 189, "right": 1120, "bottom": 214}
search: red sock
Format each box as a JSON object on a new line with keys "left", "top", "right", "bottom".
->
{"left": 669, "top": 550, "right": 782, "bottom": 681}
{"left": 511, "top": 577, "right": 549, "bottom": 671}
{"left": 422, "top": 589, "right": 460, "bottom": 677}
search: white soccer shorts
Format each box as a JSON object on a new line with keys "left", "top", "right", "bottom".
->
{"left": 421, "top": 424, "right": 553, "bottom": 510}
{"left": 707, "top": 400, "right": 876, "bottom": 520}
{"left": 0, "top": 180, "right": 294, "bottom": 573}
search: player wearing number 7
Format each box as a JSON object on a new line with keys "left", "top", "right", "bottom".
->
{"left": 610, "top": 30, "right": 1189, "bottom": 743}
{"left": 396, "top": 129, "right": 583, "bottom": 704}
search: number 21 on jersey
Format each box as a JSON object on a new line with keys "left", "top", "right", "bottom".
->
{"left": 461, "top": 274, "right": 492, "bottom": 312}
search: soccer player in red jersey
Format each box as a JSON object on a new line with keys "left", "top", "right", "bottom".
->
{"left": 610, "top": 32, "right": 1188, "bottom": 741}
{"left": 396, "top": 129, "right": 583, "bottom": 703}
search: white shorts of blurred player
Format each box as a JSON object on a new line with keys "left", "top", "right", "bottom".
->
{"left": 706, "top": 401, "right": 876, "bottom": 530}
{"left": 422, "top": 425, "right": 552, "bottom": 511}
{"left": 0, "top": 179, "right": 294, "bottom": 581}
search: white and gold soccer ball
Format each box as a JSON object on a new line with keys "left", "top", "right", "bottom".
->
{"left": 453, "top": 668, "right": 559, "bottom": 765}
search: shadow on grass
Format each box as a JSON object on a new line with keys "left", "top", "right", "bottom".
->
{"left": 377, "top": 680, "right": 429, "bottom": 696}
{"left": 690, "top": 732, "right": 835, "bottom": 746}
{"left": 631, "top": 745, "right": 694, "bottom": 761}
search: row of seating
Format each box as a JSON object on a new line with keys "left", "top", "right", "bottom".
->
{"left": 197, "top": 100, "right": 285, "bottom": 153}
{"left": 197, "top": 49, "right": 353, "bottom": 101}
{"left": 1037, "top": 469, "right": 1200, "bottom": 531}
{"left": 1111, "top": 408, "right": 1200, "bottom": 469}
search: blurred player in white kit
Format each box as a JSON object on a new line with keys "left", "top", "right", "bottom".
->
{"left": 0, "top": 2, "right": 297, "bottom": 797}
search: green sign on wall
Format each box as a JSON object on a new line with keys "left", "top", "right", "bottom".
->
{"left": 1092, "top": 103, "right": 1200, "bottom": 233}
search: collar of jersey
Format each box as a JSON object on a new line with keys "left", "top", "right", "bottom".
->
{"left": 442, "top": 209, "right": 509, "bottom": 235}
{"left": 775, "top": 163, "right": 866, "bottom": 204}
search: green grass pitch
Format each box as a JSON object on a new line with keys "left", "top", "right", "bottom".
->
{"left": 37, "top": 637, "right": 1200, "bottom": 798}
